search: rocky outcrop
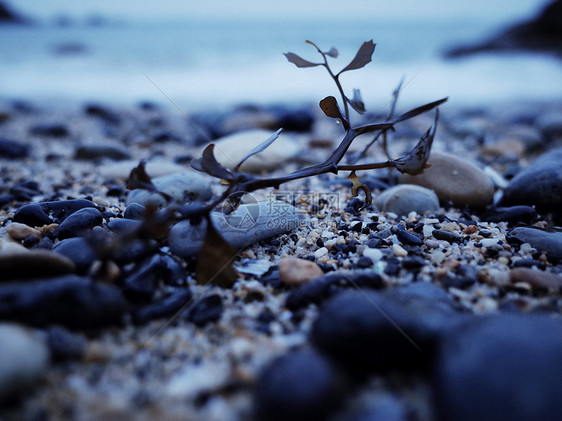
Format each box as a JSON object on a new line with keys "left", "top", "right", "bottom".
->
{"left": 0, "top": 2, "right": 30, "bottom": 24}
{"left": 445, "top": 0, "right": 562, "bottom": 58}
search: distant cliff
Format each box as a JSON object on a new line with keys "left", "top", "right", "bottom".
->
{"left": 445, "top": 0, "right": 562, "bottom": 58}
{"left": 0, "top": 1, "right": 31, "bottom": 24}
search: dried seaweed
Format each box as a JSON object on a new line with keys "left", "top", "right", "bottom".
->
{"left": 113, "top": 40, "right": 448, "bottom": 288}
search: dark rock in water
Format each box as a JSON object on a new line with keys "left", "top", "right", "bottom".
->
{"left": 0, "top": 138, "right": 29, "bottom": 158}
{"left": 152, "top": 130, "right": 186, "bottom": 143}
{"left": 12, "top": 203, "right": 51, "bottom": 226}
{"left": 0, "top": 275, "right": 128, "bottom": 329}
{"left": 0, "top": 110, "right": 10, "bottom": 124}
{"left": 481, "top": 205, "right": 537, "bottom": 225}
{"left": 434, "top": 314, "right": 562, "bottom": 421}
{"left": 344, "top": 393, "right": 409, "bottom": 421}
{"left": 29, "top": 123, "right": 69, "bottom": 138}
{"left": 0, "top": 249, "right": 76, "bottom": 280}
{"left": 84, "top": 104, "right": 121, "bottom": 125}
{"left": 53, "top": 207, "right": 104, "bottom": 239}
{"left": 253, "top": 348, "right": 347, "bottom": 421}
{"left": 53, "top": 237, "right": 97, "bottom": 273}
{"left": 311, "top": 283, "right": 467, "bottom": 374}
{"left": 507, "top": 226, "right": 562, "bottom": 260}
{"left": 52, "top": 42, "right": 88, "bottom": 56}
{"left": 187, "top": 294, "right": 223, "bottom": 326}
{"left": 132, "top": 289, "right": 192, "bottom": 324}
{"left": 0, "top": 2, "right": 30, "bottom": 24}
{"left": 270, "top": 105, "right": 315, "bottom": 132}
{"left": 445, "top": 0, "right": 562, "bottom": 58}
{"left": 74, "top": 144, "right": 130, "bottom": 161}
{"left": 46, "top": 326, "right": 87, "bottom": 361}
{"left": 499, "top": 148, "right": 562, "bottom": 213}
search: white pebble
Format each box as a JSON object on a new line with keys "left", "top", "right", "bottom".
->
{"left": 393, "top": 244, "right": 408, "bottom": 257}
{"left": 363, "top": 247, "right": 383, "bottom": 262}
{"left": 431, "top": 250, "right": 447, "bottom": 264}
{"left": 480, "top": 238, "right": 500, "bottom": 248}
{"left": 296, "top": 237, "right": 306, "bottom": 247}
{"left": 324, "top": 238, "right": 337, "bottom": 247}
{"left": 519, "top": 243, "right": 535, "bottom": 254}
{"left": 423, "top": 224, "right": 434, "bottom": 238}
{"left": 314, "top": 247, "right": 329, "bottom": 259}
{"left": 441, "top": 222, "right": 458, "bottom": 232}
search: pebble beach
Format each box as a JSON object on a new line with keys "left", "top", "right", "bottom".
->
{"left": 1, "top": 95, "right": 561, "bottom": 420}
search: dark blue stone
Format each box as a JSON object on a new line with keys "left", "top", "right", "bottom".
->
{"left": 187, "top": 294, "right": 223, "bottom": 326}
{"left": 253, "top": 348, "right": 347, "bottom": 421}
{"left": 53, "top": 237, "right": 97, "bottom": 273}
{"left": 132, "top": 289, "right": 192, "bottom": 324}
{"left": 54, "top": 207, "right": 103, "bottom": 239}
{"left": 500, "top": 147, "right": 562, "bottom": 213}
{"left": 122, "top": 255, "right": 165, "bottom": 302}
{"left": 13, "top": 203, "right": 51, "bottom": 226}
{"left": 0, "top": 138, "right": 29, "bottom": 158}
{"left": 30, "top": 123, "right": 69, "bottom": 138}
{"left": 0, "top": 275, "right": 128, "bottom": 329}
{"left": 311, "top": 284, "right": 467, "bottom": 374}
{"left": 432, "top": 229, "right": 462, "bottom": 243}
{"left": 435, "top": 315, "right": 562, "bottom": 421}
{"left": 482, "top": 205, "right": 537, "bottom": 224}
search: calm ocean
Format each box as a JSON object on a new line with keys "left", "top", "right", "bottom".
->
{"left": 1, "top": 1, "right": 561, "bottom": 110}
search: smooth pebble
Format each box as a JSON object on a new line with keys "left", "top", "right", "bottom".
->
{"left": 400, "top": 152, "right": 494, "bottom": 208}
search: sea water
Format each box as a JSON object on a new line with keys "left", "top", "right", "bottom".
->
{"left": 0, "top": 1, "right": 561, "bottom": 111}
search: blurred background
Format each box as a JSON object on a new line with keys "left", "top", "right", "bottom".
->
{"left": 0, "top": 0, "right": 560, "bottom": 110}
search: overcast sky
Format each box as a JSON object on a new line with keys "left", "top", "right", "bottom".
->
{"left": 9, "top": 0, "right": 548, "bottom": 22}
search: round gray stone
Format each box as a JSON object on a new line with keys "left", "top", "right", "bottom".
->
{"left": 374, "top": 184, "right": 439, "bottom": 216}
{"left": 400, "top": 152, "right": 494, "bottom": 208}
